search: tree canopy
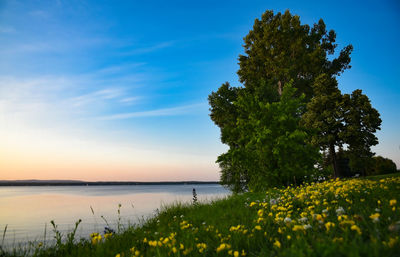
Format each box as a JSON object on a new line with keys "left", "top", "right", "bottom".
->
{"left": 209, "top": 9, "right": 381, "bottom": 191}
{"left": 238, "top": 10, "right": 353, "bottom": 99}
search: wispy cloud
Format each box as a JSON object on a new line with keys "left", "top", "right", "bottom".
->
{"left": 95, "top": 63, "right": 146, "bottom": 75}
{"left": 0, "top": 75, "right": 141, "bottom": 122}
{"left": 0, "top": 37, "right": 111, "bottom": 55}
{"left": 122, "top": 41, "right": 175, "bottom": 55}
{"left": 120, "top": 96, "right": 142, "bottom": 104}
{"left": 68, "top": 88, "right": 124, "bottom": 107}
{"left": 97, "top": 103, "right": 206, "bottom": 120}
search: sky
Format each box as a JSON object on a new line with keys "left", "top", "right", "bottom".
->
{"left": 0, "top": 0, "right": 399, "bottom": 181}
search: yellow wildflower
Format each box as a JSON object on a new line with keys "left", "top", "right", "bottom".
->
{"left": 273, "top": 240, "right": 281, "bottom": 248}
{"left": 216, "top": 243, "right": 230, "bottom": 252}
{"left": 369, "top": 213, "right": 380, "bottom": 222}
{"left": 292, "top": 225, "right": 305, "bottom": 232}
{"left": 325, "top": 222, "right": 335, "bottom": 231}
{"left": 351, "top": 225, "right": 362, "bottom": 235}
{"left": 390, "top": 199, "right": 397, "bottom": 206}
{"left": 333, "top": 237, "right": 343, "bottom": 242}
{"left": 388, "top": 237, "right": 398, "bottom": 248}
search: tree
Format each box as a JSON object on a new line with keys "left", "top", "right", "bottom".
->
{"left": 341, "top": 90, "right": 382, "bottom": 175}
{"left": 302, "top": 74, "right": 344, "bottom": 177}
{"left": 209, "top": 9, "right": 380, "bottom": 190}
{"left": 216, "top": 83, "right": 319, "bottom": 191}
{"left": 238, "top": 10, "right": 352, "bottom": 99}
{"left": 303, "top": 80, "right": 382, "bottom": 177}
{"left": 208, "top": 82, "right": 241, "bottom": 146}
{"left": 366, "top": 156, "right": 397, "bottom": 175}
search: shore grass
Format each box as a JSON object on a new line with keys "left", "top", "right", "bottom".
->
{"left": 1, "top": 176, "right": 399, "bottom": 257}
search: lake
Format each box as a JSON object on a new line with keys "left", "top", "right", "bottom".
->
{"left": 0, "top": 184, "right": 230, "bottom": 246}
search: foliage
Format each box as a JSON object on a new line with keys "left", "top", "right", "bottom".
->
{"left": 323, "top": 150, "right": 397, "bottom": 178}
{"left": 3, "top": 176, "right": 400, "bottom": 257}
{"left": 209, "top": 9, "right": 358, "bottom": 190}
{"left": 366, "top": 156, "right": 398, "bottom": 176}
{"left": 238, "top": 10, "right": 352, "bottom": 99}
{"left": 302, "top": 75, "right": 381, "bottom": 177}
{"left": 217, "top": 83, "right": 320, "bottom": 191}
{"left": 208, "top": 82, "right": 241, "bottom": 146}
{"left": 341, "top": 90, "right": 382, "bottom": 175}
{"left": 302, "top": 74, "right": 344, "bottom": 177}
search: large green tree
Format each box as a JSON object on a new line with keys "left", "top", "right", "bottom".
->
{"left": 341, "top": 90, "right": 381, "bottom": 175}
{"left": 209, "top": 9, "right": 380, "bottom": 190}
{"left": 238, "top": 10, "right": 353, "bottom": 99}
{"left": 303, "top": 80, "right": 381, "bottom": 177}
{"left": 302, "top": 74, "right": 344, "bottom": 177}
{"left": 216, "top": 83, "right": 319, "bottom": 191}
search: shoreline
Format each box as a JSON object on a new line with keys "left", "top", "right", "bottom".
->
{"left": 0, "top": 181, "right": 220, "bottom": 187}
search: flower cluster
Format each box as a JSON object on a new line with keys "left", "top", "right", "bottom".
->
{"left": 104, "top": 177, "right": 400, "bottom": 257}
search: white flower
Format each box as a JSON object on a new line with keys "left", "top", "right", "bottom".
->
{"left": 336, "top": 207, "right": 345, "bottom": 215}
{"left": 304, "top": 224, "right": 312, "bottom": 230}
{"left": 298, "top": 217, "right": 308, "bottom": 223}
{"left": 284, "top": 217, "right": 292, "bottom": 223}
{"left": 375, "top": 208, "right": 381, "bottom": 212}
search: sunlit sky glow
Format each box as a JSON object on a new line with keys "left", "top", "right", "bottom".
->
{"left": 0, "top": 0, "right": 399, "bottom": 181}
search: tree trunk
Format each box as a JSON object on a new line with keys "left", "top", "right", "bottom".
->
{"left": 329, "top": 144, "right": 339, "bottom": 178}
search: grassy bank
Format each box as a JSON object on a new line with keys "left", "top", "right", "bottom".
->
{"left": 1, "top": 176, "right": 400, "bottom": 257}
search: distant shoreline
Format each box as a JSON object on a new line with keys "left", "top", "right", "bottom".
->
{"left": 0, "top": 180, "right": 220, "bottom": 186}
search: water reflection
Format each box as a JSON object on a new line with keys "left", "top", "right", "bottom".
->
{"left": 0, "top": 184, "right": 230, "bottom": 246}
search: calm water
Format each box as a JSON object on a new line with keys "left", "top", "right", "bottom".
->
{"left": 0, "top": 184, "right": 230, "bottom": 246}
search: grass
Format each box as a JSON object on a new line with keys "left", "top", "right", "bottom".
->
{"left": 363, "top": 172, "right": 400, "bottom": 180}
{"left": 1, "top": 176, "right": 399, "bottom": 257}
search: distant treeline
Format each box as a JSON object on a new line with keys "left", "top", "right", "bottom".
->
{"left": 0, "top": 180, "right": 220, "bottom": 186}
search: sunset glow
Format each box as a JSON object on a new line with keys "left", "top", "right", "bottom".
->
{"left": 0, "top": 0, "right": 399, "bottom": 181}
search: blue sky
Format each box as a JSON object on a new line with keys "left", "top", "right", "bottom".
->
{"left": 0, "top": 0, "right": 399, "bottom": 181}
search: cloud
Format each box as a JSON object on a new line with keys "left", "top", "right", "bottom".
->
{"left": 68, "top": 88, "right": 124, "bottom": 107}
{"left": 95, "top": 63, "right": 146, "bottom": 75}
{"left": 120, "top": 96, "right": 142, "bottom": 104}
{"left": 97, "top": 103, "right": 206, "bottom": 120}
{"left": 122, "top": 41, "right": 175, "bottom": 55}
